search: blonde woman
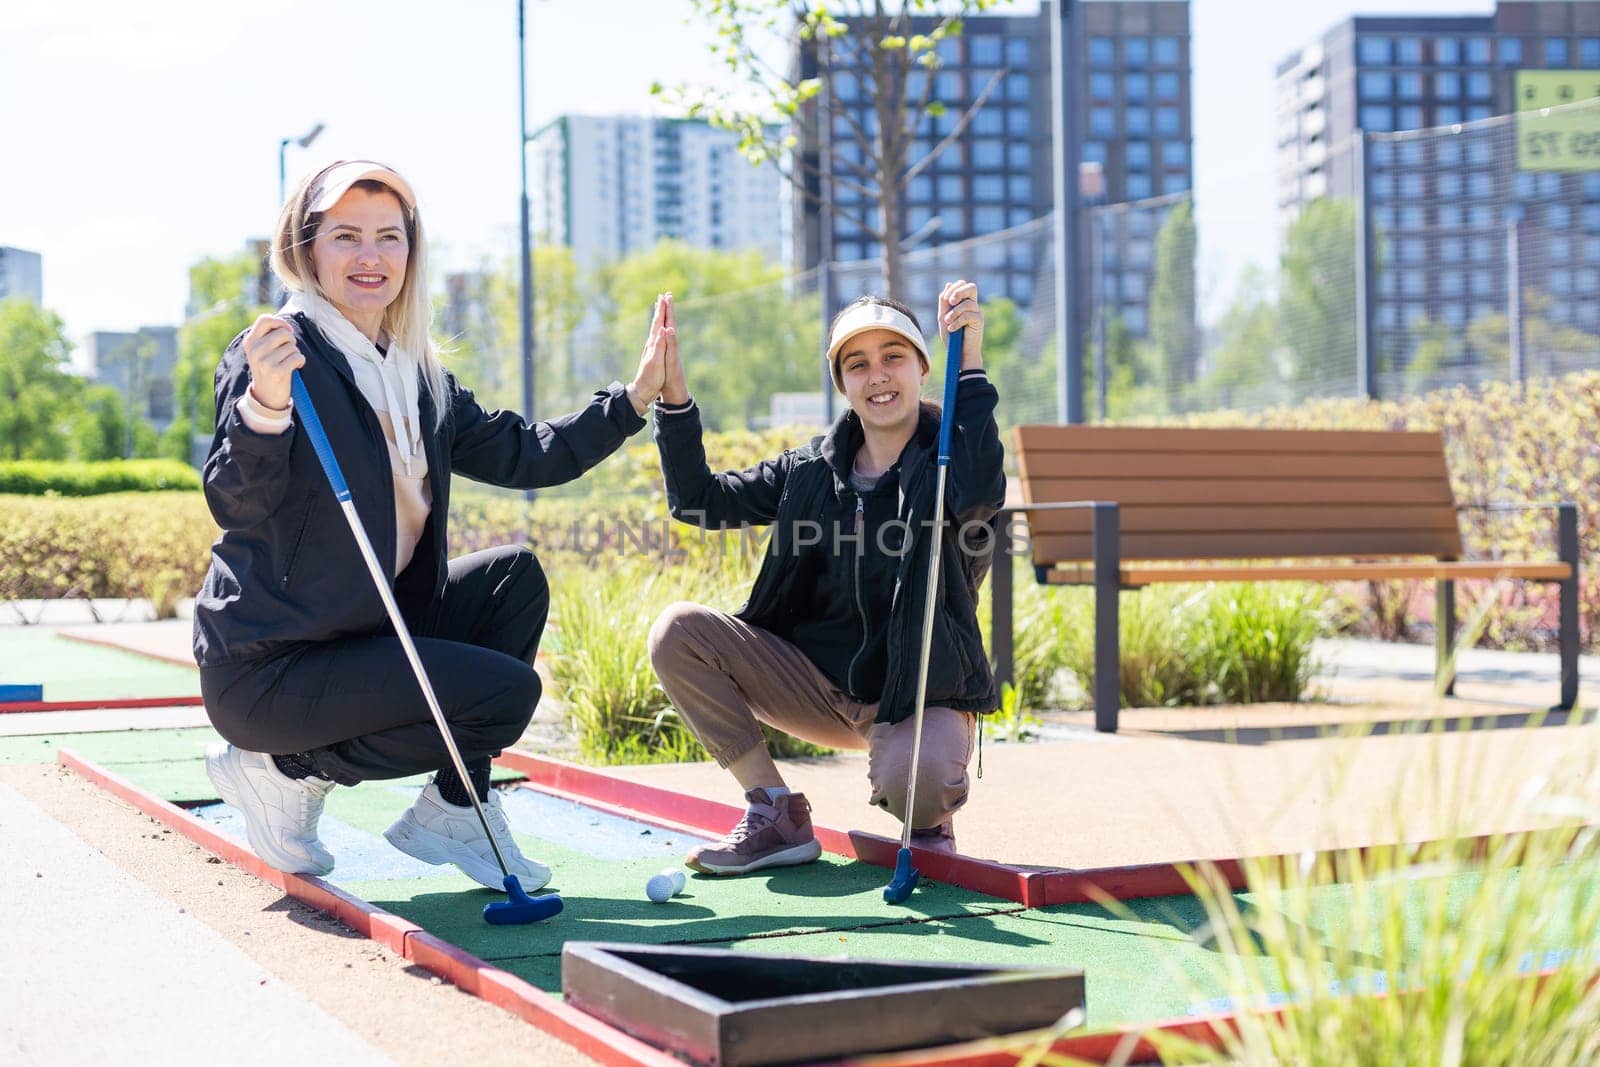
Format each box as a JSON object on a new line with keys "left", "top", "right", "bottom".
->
{"left": 195, "top": 160, "right": 674, "bottom": 888}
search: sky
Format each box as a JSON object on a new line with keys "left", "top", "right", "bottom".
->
{"left": 1, "top": 0, "right": 1494, "bottom": 348}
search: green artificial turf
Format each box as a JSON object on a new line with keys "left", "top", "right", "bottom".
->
{"left": 0, "top": 629, "right": 199, "bottom": 701}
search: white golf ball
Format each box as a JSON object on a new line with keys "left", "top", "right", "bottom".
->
{"left": 645, "top": 868, "right": 686, "bottom": 903}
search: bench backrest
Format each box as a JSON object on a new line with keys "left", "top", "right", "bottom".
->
{"left": 1013, "top": 426, "right": 1464, "bottom": 566}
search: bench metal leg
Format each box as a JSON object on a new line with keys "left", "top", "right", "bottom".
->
{"left": 991, "top": 521, "right": 1014, "bottom": 695}
{"left": 1435, "top": 577, "right": 1456, "bottom": 697}
{"left": 1558, "top": 503, "right": 1580, "bottom": 711}
{"left": 1093, "top": 503, "right": 1121, "bottom": 733}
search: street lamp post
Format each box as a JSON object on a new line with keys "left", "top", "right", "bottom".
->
{"left": 278, "top": 123, "right": 326, "bottom": 205}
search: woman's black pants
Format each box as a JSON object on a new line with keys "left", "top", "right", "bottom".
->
{"left": 200, "top": 545, "right": 547, "bottom": 787}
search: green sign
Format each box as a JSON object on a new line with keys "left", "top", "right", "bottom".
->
{"left": 1516, "top": 70, "right": 1600, "bottom": 171}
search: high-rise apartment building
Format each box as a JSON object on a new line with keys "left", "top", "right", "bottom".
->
{"left": 793, "top": 1, "right": 1193, "bottom": 336}
{"left": 86, "top": 327, "right": 179, "bottom": 431}
{"left": 0, "top": 246, "right": 43, "bottom": 305}
{"left": 528, "top": 115, "right": 784, "bottom": 270}
{"left": 1276, "top": 1, "right": 1600, "bottom": 374}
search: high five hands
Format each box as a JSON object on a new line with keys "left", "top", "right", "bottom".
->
{"left": 627, "top": 293, "right": 689, "bottom": 415}
{"left": 938, "top": 279, "right": 985, "bottom": 373}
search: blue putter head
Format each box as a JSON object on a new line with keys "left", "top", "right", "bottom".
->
{"left": 484, "top": 874, "right": 564, "bottom": 925}
{"left": 882, "top": 847, "right": 921, "bottom": 905}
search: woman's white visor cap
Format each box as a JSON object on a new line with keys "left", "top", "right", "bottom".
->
{"left": 826, "top": 302, "right": 930, "bottom": 392}
{"left": 309, "top": 160, "right": 416, "bottom": 213}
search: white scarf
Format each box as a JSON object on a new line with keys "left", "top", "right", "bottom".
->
{"left": 282, "top": 289, "right": 424, "bottom": 477}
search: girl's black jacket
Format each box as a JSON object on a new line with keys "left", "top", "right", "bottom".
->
{"left": 653, "top": 376, "right": 1006, "bottom": 726}
{"left": 193, "top": 312, "right": 646, "bottom": 668}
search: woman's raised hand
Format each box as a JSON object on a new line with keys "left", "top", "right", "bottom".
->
{"left": 659, "top": 292, "right": 688, "bottom": 406}
{"left": 627, "top": 293, "right": 674, "bottom": 415}
{"left": 242, "top": 314, "right": 306, "bottom": 411}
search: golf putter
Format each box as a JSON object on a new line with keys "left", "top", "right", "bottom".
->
{"left": 289, "top": 371, "right": 562, "bottom": 926}
{"left": 884, "top": 326, "right": 964, "bottom": 906}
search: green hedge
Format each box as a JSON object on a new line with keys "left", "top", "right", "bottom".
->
{"left": 0, "top": 492, "right": 215, "bottom": 616}
{"left": 0, "top": 460, "right": 202, "bottom": 496}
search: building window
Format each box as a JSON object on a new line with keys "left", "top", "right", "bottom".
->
{"left": 974, "top": 206, "right": 1005, "bottom": 233}
{"left": 1084, "top": 140, "right": 1108, "bottom": 164}
{"left": 1156, "top": 106, "right": 1181, "bottom": 135}
{"left": 936, "top": 142, "right": 964, "bottom": 169}
{"left": 1582, "top": 38, "right": 1600, "bottom": 68}
{"left": 1437, "top": 105, "right": 1462, "bottom": 125}
{"left": 1370, "top": 140, "right": 1395, "bottom": 167}
{"left": 1471, "top": 270, "right": 1496, "bottom": 296}
{"left": 1399, "top": 140, "right": 1426, "bottom": 166}
{"left": 1126, "top": 141, "right": 1151, "bottom": 169}
{"left": 1440, "top": 271, "right": 1465, "bottom": 297}
{"left": 1466, "top": 72, "right": 1492, "bottom": 100}
{"left": 1162, "top": 172, "right": 1190, "bottom": 195}
{"left": 1153, "top": 36, "right": 1180, "bottom": 65}
{"left": 969, "top": 34, "right": 1002, "bottom": 65}
{"left": 974, "top": 175, "right": 1004, "bottom": 202}
{"left": 1125, "top": 107, "right": 1150, "bottom": 136}
{"left": 1401, "top": 173, "right": 1426, "bottom": 198}
{"left": 1586, "top": 205, "right": 1600, "bottom": 231}
{"left": 973, "top": 139, "right": 1004, "bottom": 168}
{"left": 1401, "top": 270, "right": 1426, "bottom": 296}
{"left": 1545, "top": 38, "right": 1570, "bottom": 67}
{"left": 1163, "top": 140, "right": 1188, "bottom": 166}
{"left": 1155, "top": 72, "right": 1180, "bottom": 99}
{"left": 1399, "top": 205, "right": 1425, "bottom": 229}
{"left": 1124, "top": 38, "right": 1149, "bottom": 67}
{"left": 908, "top": 176, "right": 932, "bottom": 202}
{"left": 1371, "top": 173, "right": 1395, "bottom": 200}
{"left": 1359, "top": 37, "right": 1393, "bottom": 64}
{"left": 1470, "top": 238, "right": 1495, "bottom": 263}
{"left": 1397, "top": 38, "right": 1423, "bottom": 64}
{"left": 1009, "top": 207, "right": 1032, "bottom": 227}
{"left": 1435, "top": 37, "right": 1460, "bottom": 65}
{"left": 834, "top": 73, "right": 858, "bottom": 101}
{"left": 1126, "top": 238, "right": 1152, "bottom": 267}
{"left": 1397, "top": 72, "right": 1424, "bottom": 100}
{"left": 1469, "top": 204, "right": 1495, "bottom": 227}
{"left": 1122, "top": 272, "right": 1146, "bottom": 300}
{"left": 1469, "top": 172, "right": 1494, "bottom": 199}
{"left": 1398, "top": 106, "right": 1424, "bottom": 130}
{"left": 1436, "top": 139, "right": 1463, "bottom": 165}
{"left": 1089, "top": 37, "right": 1115, "bottom": 66}
{"left": 973, "top": 108, "right": 1003, "bottom": 135}
{"left": 937, "top": 175, "right": 963, "bottom": 200}
{"left": 1090, "top": 72, "right": 1114, "bottom": 100}
{"left": 1005, "top": 74, "right": 1031, "bottom": 102}
{"left": 1361, "top": 105, "right": 1394, "bottom": 132}
{"left": 1496, "top": 38, "right": 1520, "bottom": 65}
{"left": 1550, "top": 235, "right": 1572, "bottom": 261}
{"left": 1548, "top": 203, "right": 1573, "bottom": 229}
{"left": 1008, "top": 175, "right": 1031, "bottom": 201}
{"left": 1360, "top": 72, "right": 1392, "bottom": 100}
{"left": 1127, "top": 173, "right": 1152, "bottom": 199}
{"left": 1006, "top": 37, "right": 1029, "bottom": 67}
{"left": 1467, "top": 105, "right": 1492, "bottom": 122}
{"left": 1125, "top": 73, "right": 1149, "bottom": 101}
{"left": 1122, "top": 306, "right": 1147, "bottom": 333}
{"left": 936, "top": 71, "right": 963, "bottom": 100}
{"left": 1434, "top": 71, "right": 1460, "bottom": 98}
{"left": 1007, "top": 142, "right": 1031, "bottom": 168}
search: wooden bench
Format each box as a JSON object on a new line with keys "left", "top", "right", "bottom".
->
{"left": 989, "top": 426, "right": 1580, "bottom": 733}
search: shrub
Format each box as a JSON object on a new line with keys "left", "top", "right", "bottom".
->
{"left": 0, "top": 492, "right": 215, "bottom": 617}
{"left": 1181, "top": 370, "right": 1600, "bottom": 652}
{"left": 0, "top": 459, "right": 201, "bottom": 495}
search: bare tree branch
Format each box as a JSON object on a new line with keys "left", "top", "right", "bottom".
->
{"left": 902, "top": 64, "right": 1007, "bottom": 184}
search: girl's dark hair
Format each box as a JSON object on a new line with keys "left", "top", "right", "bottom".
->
{"left": 829, "top": 294, "right": 922, "bottom": 335}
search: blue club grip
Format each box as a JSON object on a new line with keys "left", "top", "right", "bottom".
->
{"left": 290, "top": 372, "right": 351, "bottom": 503}
{"left": 936, "top": 328, "right": 964, "bottom": 466}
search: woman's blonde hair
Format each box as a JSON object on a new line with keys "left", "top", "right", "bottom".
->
{"left": 270, "top": 161, "right": 448, "bottom": 430}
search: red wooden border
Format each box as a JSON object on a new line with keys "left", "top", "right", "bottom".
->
{"left": 0, "top": 694, "right": 205, "bottom": 714}
{"left": 55, "top": 748, "right": 683, "bottom": 1067}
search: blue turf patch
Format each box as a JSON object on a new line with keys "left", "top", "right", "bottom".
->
{"left": 498, "top": 787, "right": 712, "bottom": 861}
{"left": 192, "top": 801, "right": 445, "bottom": 883}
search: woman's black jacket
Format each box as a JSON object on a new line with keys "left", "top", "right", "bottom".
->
{"left": 193, "top": 312, "right": 645, "bottom": 668}
{"left": 653, "top": 376, "right": 1006, "bottom": 726}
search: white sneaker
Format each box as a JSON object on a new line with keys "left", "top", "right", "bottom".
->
{"left": 383, "top": 781, "right": 551, "bottom": 892}
{"left": 205, "top": 743, "right": 336, "bottom": 876}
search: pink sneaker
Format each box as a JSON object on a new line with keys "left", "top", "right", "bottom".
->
{"left": 687, "top": 788, "right": 823, "bottom": 876}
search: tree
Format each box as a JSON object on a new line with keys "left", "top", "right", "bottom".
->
{"left": 1466, "top": 291, "right": 1600, "bottom": 379}
{"left": 1201, "top": 266, "right": 1283, "bottom": 409}
{"left": 592, "top": 241, "right": 817, "bottom": 430}
{"left": 69, "top": 384, "right": 153, "bottom": 461}
{"left": 1278, "top": 197, "right": 1359, "bottom": 389}
{"left": 0, "top": 299, "right": 79, "bottom": 460}
{"left": 166, "top": 253, "right": 267, "bottom": 463}
{"left": 472, "top": 245, "right": 587, "bottom": 414}
{"left": 1149, "top": 198, "right": 1198, "bottom": 403}
{"left": 658, "top": 0, "right": 1011, "bottom": 300}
